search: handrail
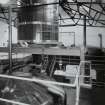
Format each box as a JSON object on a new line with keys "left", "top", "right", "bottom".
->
{"left": 0, "top": 74, "right": 76, "bottom": 87}
{"left": 0, "top": 98, "right": 29, "bottom": 105}
{"left": 75, "top": 61, "right": 92, "bottom": 105}
{"left": 0, "top": 74, "right": 76, "bottom": 105}
{"left": 75, "top": 61, "right": 81, "bottom": 105}
{"left": 0, "top": 61, "right": 92, "bottom": 105}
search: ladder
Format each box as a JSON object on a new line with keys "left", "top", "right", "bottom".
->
{"left": 49, "top": 56, "right": 56, "bottom": 77}
{"left": 42, "top": 55, "right": 49, "bottom": 71}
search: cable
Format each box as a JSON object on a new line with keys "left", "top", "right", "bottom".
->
{"left": 60, "top": 1, "right": 81, "bottom": 25}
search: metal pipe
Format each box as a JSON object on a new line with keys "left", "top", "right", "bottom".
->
{"left": 0, "top": 98, "right": 29, "bottom": 105}
{"left": 83, "top": 15, "right": 86, "bottom": 47}
{"left": 0, "top": 74, "right": 76, "bottom": 87}
{"left": 80, "top": 16, "right": 87, "bottom": 84}
{"left": 75, "top": 61, "right": 81, "bottom": 105}
{"left": 8, "top": 6, "right": 12, "bottom": 74}
{"left": 74, "top": 32, "right": 75, "bottom": 46}
{"left": 59, "top": 17, "right": 105, "bottom": 21}
{"left": 98, "top": 34, "right": 102, "bottom": 49}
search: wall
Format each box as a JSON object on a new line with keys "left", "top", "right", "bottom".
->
{"left": 59, "top": 26, "right": 83, "bottom": 47}
{"left": 0, "top": 18, "right": 105, "bottom": 48}
{"left": 59, "top": 6, "right": 105, "bottom": 48}
{"left": 0, "top": 21, "right": 17, "bottom": 47}
{"left": 59, "top": 25, "right": 105, "bottom": 48}
{"left": 86, "top": 27, "right": 105, "bottom": 48}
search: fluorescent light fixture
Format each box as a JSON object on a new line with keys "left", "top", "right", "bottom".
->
{"left": 0, "top": 0, "right": 10, "bottom": 4}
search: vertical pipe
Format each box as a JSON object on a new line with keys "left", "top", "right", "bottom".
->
{"left": 98, "top": 34, "right": 102, "bottom": 49}
{"left": 80, "top": 15, "right": 87, "bottom": 85}
{"left": 8, "top": 6, "right": 12, "bottom": 74}
{"left": 81, "top": 15, "right": 86, "bottom": 61}
{"left": 74, "top": 32, "right": 75, "bottom": 46}
{"left": 75, "top": 75, "right": 80, "bottom": 105}
{"left": 83, "top": 15, "right": 86, "bottom": 47}
{"left": 75, "top": 62, "right": 81, "bottom": 105}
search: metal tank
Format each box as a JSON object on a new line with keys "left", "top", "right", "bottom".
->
{"left": 17, "top": 0, "right": 58, "bottom": 43}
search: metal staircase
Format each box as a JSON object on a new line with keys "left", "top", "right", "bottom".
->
{"left": 49, "top": 56, "right": 56, "bottom": 77}
{"left": 42, "top": 55, "right": 49, "bottom": 72}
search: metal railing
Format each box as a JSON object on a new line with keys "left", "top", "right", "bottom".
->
{"left": 0, "top": 61, "right": 92, "bottom": 105}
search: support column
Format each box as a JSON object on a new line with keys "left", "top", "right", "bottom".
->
{"left": 80, "top": 15, "right": 87, "bottom": 83}
{"left": 81, "top": 15, "right": 87, "bottom": 62}
{"left": 83, "top": 15, "right": 86, "bottom": 47}
{"left": 8, "top": 6, "right": 12, "bottom": 74}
